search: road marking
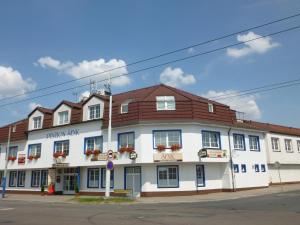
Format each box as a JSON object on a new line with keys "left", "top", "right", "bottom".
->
{"left": 0, "top": 208, "right": 14, "bottom": 211}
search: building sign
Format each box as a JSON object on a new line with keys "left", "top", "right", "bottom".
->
{"left": 46, "top": 129, "right": 79, "bottom": 139}
{"left": 198, "top": 149, "right": 226, "bottom": 158}
{"left": 52, "top": 163, "right": 69, "bottom": 168}
{"left": 153, "top": 152, "right": 183, "bottom": 162}
{"left": 91, "top": 152, "right": 118, "bottom": 161}
{"left": 18, "top": 154, "right": 26, "bottom": 165}
{"left": 129, "top": 151, "right": 138, "bottom": 160}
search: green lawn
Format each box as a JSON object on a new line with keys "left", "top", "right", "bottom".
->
{"left": 71, "top": 196, "right": 135, "bottom": 204}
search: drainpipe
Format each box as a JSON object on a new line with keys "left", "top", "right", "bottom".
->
{"left": 227, "top": 127, "right": 236, "bottom": 192}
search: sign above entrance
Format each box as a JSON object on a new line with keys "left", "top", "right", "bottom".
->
{"left": 46, "top": 129, "right": 79, "bottom": 139}
{"left": 91, "top": 152, "right": 118, "bottom": 161}
{"left": 52, "top": 163, "right": 70, "bottom": 168}
{"left": 153, "top": 152, "right": 183, "bottom": 162}
{"left": 198, "top": 149, "right": 226, "bottom": 158}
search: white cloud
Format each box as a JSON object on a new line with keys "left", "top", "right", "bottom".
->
{"left": 203, "top": 90, "right": 261, "bottom": 120}
{"left": 187, "top": 47, "right": 195, "bottom": 54}
{"left": 0, "top": 66, "right": 36, "bottom": 98}
{"left": 227, "top": 31, "right": 279, "bottom": 58}
{"left": 36, "top": 57, "right": 130, "bottom": 87}
{"left": 28, "top": 102, "right": 42, "bottom": 111}
{"left": 79, "top": 90, "right": 90, "bottom": 101}
{"left": 160, "top": 67, "right": 196, "bottom": 88}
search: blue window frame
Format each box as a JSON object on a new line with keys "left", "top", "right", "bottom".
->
{"left": 41, "top": 170, "right": 48, "bottom": 187}
{"left": 84, "top": 136, "right": 103, "bottom": 153}
{"left": 31, "top": 170, "right": 41, "bottom": 187}
{"left": 87, "top": 168, "right": 99, "bottom": 188}
{"left": 254, "top": 164, "right": 260, "bottom": 172}
{"left": 261, "top": 164, "right": 266, "bottom": 172}
{"left": 157, "top": 165, "right": 179, "bottom": 188}
{"left": 101, "top": 168, "right": 114, "bottom": 188}
{"left": 233, "top": 164, "right": 239, "bottom": 173}
{"left": 241, "top": 164, "right": 247, "bottom": 173}
{"left": 202, "top": 131, "right": 221, "bottom": 149}
{"left": 249, "top": 135, "right": 260, "bottom": 151}
{"left": 53, "top": 140, "right": 70, "bottom": 155}
{"left": 153, "top": 130, "right": 182, "bottom": 149}
{"left": 118, "top": 132, "right": 135, "bottom": 149}
{"left": 28, "top": 143, "right": 42, "bottom": 158}
{"left": 17, "top": 171, "right": 26, "bottom": 187}
{"left": 196, "top": 165, "right": 205, "bottom": 187}
{"left": 9, "top": 171, "right": 17, "bottom": 187}
{"left": 233, "top": 134, "right": 245, "bottom": 150}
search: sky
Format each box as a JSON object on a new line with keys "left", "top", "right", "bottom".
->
{"left": 0, "top": 0, "right": 300, "bottom": 127}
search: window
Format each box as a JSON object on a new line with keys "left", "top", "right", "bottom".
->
{"left": 254, "top": 164, "right": 260, "bottom": 172}
{"left": 156, "top": 96, "right": 175, "bottom": 111}
{"left": 87, "top": 168, "right": 99, "bottom": 188}
{"left": 54, "top": 140, "right": 70, "bottom": 155}
{"left": 85, "top": 136, "right": 103, "bottom": 152}
{"left": 8, "top": 146, "right": 18, "bottom": 158}
{"left": 31, "top": 171, "right": 40, "bottom": 187}
{"left": 17, "top": 171, "right": 26, "bottom": 187}
{"left": 41, "top": 170, "right": 48, "bottom": 187}
{"left": 208, "top": 103, "right": 214, "bottom": 113}
{"left": 118, "top": 132, "right": 135, "bottom": 149}
{"left": 233, "top": 134, "right": 245, "bottom": 150}
{"left": 196, "top": 165, "right": 205, "bottom": 187}
{"left": 33, "top": 116, "right": 42, "bottom": 129}
{"left": 249, "top": 136, "right": 260, "bottom": 151}
{"left": 284, "top": 139, "right": 293, "bottom": 153}
{"left": 157, "top": 166, "right": 179, "bottom": 188}
{"left": 121, "top": 103, "right": 129, "bottom": 114}
{"left": 271, "top": 137, "right": 280, "bottom": 152}
{"left": 297, "top": 140, "right": 300, "bottom": 153}
{"left": 12, "top": 125, "right": 16, "bottom": 133}
{"left": 0, "top": 171, "right": 3, "bottom": 186}
{"left": 89, "top": 104, "right": 101, "bottom": 120}
{"left": 202, "top": 131, "right": 221, "bottom": 149}
{"left": 101, "top": 168, "right": 114, "bottom": 188}
{"left": 153, "top": 130, "right": 181, "bottom": 148}
{"left": 9, "top": 171, "right": 17, "bottom": 187}
{"left": 241, "top": 164, "right": 247, "bottom": 173}
{"left": 233, "top": 164, "right": 239, "bottom": 173}
{"left": 261, "top": 164, "right": 266, "bottom": 172}
{"left": 28, "top": 144, "right": 41, "bottom": 158}
{"left": 58, "top": 111, "right": 69, "bottom": 125}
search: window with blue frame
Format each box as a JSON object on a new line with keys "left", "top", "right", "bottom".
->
{"left": 54, "top": 140, "right": 70, "bottom": 155}
{"left": 17, "top": 171, "right": 26, "bottom": 187}
{"left": 87, "top": 168, "right": 99, "bottom": 188}
{"left": 8, "top": 146, "right": 18, "bottom": 158}
{"left": 233, "top": 134, "right": 245, "bottom": 150}
{"left": 85, "top": 136, "right": 103, "bottom": 152}
{"left": 101, "top": 168, "right": 114, "bottom": 188}
{"left": 261, "top": 164, "right": 266, "bottom": 172}
{"left": 31, "top": 170, "right": 40, "bottom": 187}
{"left": 118, "top": 132, "right": 135, "bottom": 149}
{"left": 196, "top": 165, "right": 205, "bottom": 187}
{"left": 41, "top": 170, "right": 48, "bottom": 187}
{"left": 249, "top": 136, "right": 260, "bottom": 151}
{"left": 9, "top": 171, "right": 17, "bottom": 187}
{"left": 157, "top": 166, "right": 179, "bottom": 188}
{"left": 153, "top": 130, "right": 181, "bottom": 148}
{"left": 28, "top": 144, "right": 42, "bottom": 158}
{"left": 0, "top": 171, "right": 3, "bottom": 186}
{"left": 233, "top": 164, "right": 239, "bottom": 173}
{"left": 241, "top": 164, "right": 247, "bottom": 173}
{"left": 254, "top": 164, "right": 260, "bottom": 172}
{"left": 202, "top": 131, "right": 221, "bottom": 149}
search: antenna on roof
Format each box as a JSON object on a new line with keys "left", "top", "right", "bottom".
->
{"left": 72, "top": 89, "right": 79, "bottom": 102}
{"left": 90, "top": 79, "right": 97, "bottom": 94}
{"left": 104, "top": 75, "right": 111, "bottom": 96}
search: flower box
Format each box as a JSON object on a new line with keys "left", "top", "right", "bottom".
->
{"left": 53, "top": 152, "right": 66, "bottom": 158}
{"left": 119, "top": 147, "right": 127, "bottom": 154}
{"left": 34, "top": 155, "right": 40, "bottom": 160}
{"left": 92, "top": 149, "right": 101, "bottom": 155}
{"left": 28, "top": 155, "right": 34, "bottom": 160}
{"left": 171, "top": 144, "right": 181, "bottom": 151}
{"left": 8, "top": 156, "right": 17, "bottom": 161}
{"left": 85, "top": 150, "right": 93, "bottom": 156}
{"left": 156, "top": 145, "right": 166, "bottom": 152}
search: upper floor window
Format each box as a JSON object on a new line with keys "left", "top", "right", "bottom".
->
{"left": 202, "top": 131, "right": 221, "bottom": 149}
{"left": 271, "top": 137, "right": 280, "bottom": 152}
{"left": 89, "top": 104, "right": 101, "bottom": 120}
{"left": 153, "top": 130, "right": 181, "bottom": 149}
{"left": 297, "top": 140, "right": 300, "bottom": 153}
{"left": 85, "top": 136, "right": 103, "bottom": 152}
{"left": 58, "top": 111, "right": 69, "bottom": 125}
{"left": 118, "top": 132, "right": 135, "bottom": 149}
{"left": 284, "top": 139, "right": 293, "bottom": 153}
{"left": 121, "top": 103, "right": 129, "bottom": 114}
{"left": 28, "top": 144, "right": 41, "bottom": 158}
{"left": 54, "top": 140, "right": 70, "bottom": 156}
{"left": 249, "top": 136, "right": 260, "bottom": 151}
{"left": 208, "top": 103, "right": 214, "bottom": 113}
{"left": 33, "top": 116, "right": 42, "bottom": 129}
{"left": 12, "top": 125, "right": 16, "bottom": 133}
{"left": 233, "top": 134, "right": 245, "bottom": 150}
{"left": 8, "top": 146, "right": 18, "bottom": 158}
{"left": 156, "top": 96, "right": 175, "bottom": 111}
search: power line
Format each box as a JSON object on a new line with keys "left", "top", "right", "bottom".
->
{"left": 0, "top": 25, "right": 299, "bottom": 108}
{"left": 1, "top": 12, "right": 300, "bottom": 103}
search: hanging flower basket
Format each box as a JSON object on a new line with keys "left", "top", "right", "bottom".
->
{"left": 92, "top": 149, "right": 101, "bottom": 155}
{"left": 85, "top": 150, "right": 93, "bottom": 156}
{"left": 157, "top": 145, "right": 166, "bottom": 152}
{"left": 171, "top": 144, "right": 181, "bottom": 151}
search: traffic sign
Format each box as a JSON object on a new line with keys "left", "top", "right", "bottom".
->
{"left": 106, "top": 160, "right": 114, "bottom": 170}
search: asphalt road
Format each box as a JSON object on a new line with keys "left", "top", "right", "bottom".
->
{"left": 0, "top": 191, "right": 300, "bottom": 225}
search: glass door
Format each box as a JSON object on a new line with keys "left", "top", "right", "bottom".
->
{"left": 63, "top": 175, "right": 76, "bottom": 194}
{"left": 125, "top": 167, "right": 141, "bottom": 197}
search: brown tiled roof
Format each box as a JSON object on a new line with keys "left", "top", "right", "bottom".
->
{"left": 0, "top": 119, "right": 28, "bottom": 143}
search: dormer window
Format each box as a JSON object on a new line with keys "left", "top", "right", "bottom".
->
{"left": 33, "top": 116, "right": 42, "bottom": 129}
{"left": 208, "top": 103, "right": 214, "bottom": 113}
{"left": 12, "top": 125, "right": 17, "bottom": 133}
{"left": 121, "top": 103, "right": 128, "bottom": 114}
{"left": 58, "top": 111, "right": 69, "bottom": 125}
{"left": 89, "top": 104, "right": 100, "bottom": 120}
{"left": 156, "top": 96, "right": 175, "bottom": 111}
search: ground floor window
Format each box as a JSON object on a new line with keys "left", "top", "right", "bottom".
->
{"left": 233, "top": 164, "right": 239, "bottom": 173}
{"left": 17, "top": 171, "right": 26, "bottom": 187}
{"left": 87, "top": 168, "right": 99, "bottom": 188}
{"left": 196, "top": 165, "right": 205, "bottom": 187}
{"left": 241, "top": 164, "right": 247, "bottom": 173}
{"left": 31, "top": 170, "right": 40, "bottom": 187}
{"left": 261, "top": 164, "right": 266, "bottom": 172}
{"left": 0, "top": 171, "right": 3, "bottom": 186}
{"left": 101, "top": 168, "right": 114, "bottom": 188}
{"left": 157, "top": 166, "right": 179, "bottom": 188}
{"left": 41, "top": 170, "right": 48, "bottom": 187}
{"left": 9, "top": 171, "right": 17, "bottom": 187}
{"left": 254, "top": 164, "right": 260, "bottom": 172}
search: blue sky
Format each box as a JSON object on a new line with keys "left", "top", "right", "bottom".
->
{"left": 0, "top": 0, "right": 300, "bottom": 127}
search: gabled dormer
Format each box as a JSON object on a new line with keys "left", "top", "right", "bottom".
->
{"left": 82, "top": 94, "right": 106, "bottom": 122}
{"left": 28, "top": 107, "right": 52, "bottom": 131}
{"left": 53, "top": 101, "right": 81, "bottom": 126}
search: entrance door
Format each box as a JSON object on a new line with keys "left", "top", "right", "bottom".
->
{"left": 63, "top": 175, "right": 76, "bottom": 194}
{"left": 125, "top": 167, "right": 141, "bottom": 197}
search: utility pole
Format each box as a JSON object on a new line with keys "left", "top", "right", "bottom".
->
{"left": 105, "top": 75, "right": 112, "bottom": 198}
{"left": 2, "top": 125, "right": 11, "bottom": 198}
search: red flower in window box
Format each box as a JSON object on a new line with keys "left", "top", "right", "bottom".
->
{"left": 53, "top": 152, "right": 66, "bottom": 158}
{"left": 118, "top": 147, "right": 127, "bottom": 154}
{"left": 126, "top": 147, "right": 134, "bottom": 153}
{"left": 171, "top": 144, "right": 181, "bottom": 151}
{"left": 28, "top": 155, "right": 34, "bottom": 160}
{"left": 34, "top": 155, "right": 40, "bottom": 160}
{"left": 157, "top": 145, "right": 166, "bottom": 152}
{"left": 85, "top": 150, "right": 93, "bottom": 156}
{"left": 92, "top": 149, "right": 101, "bottom": 155}
{"left": 8, "top": 156, "right": 17, "bottom": 161}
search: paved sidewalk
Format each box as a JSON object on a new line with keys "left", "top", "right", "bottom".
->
{"left": 1, "top": 184, "right": 299, "bottom": 204}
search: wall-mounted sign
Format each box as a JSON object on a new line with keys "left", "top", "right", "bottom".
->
{"left": 198, "top": 149, "right": 226, "bottom": 158}
{"left": 106, "top": 161, "right": 114, "bottom": 170}
{"left": 52, "top": 163, "right": 69, "bottom": 168}
{"left": 46, "top": 129, "right": 79, "bottom": 139}
{"left": 153, "top": 153, "right": 183, "bottom": 162}
{"left": 91, "top": 152, "right": 118, "bottom": 161}
{"left": 18, "top": 154, "right": 26, "bottom": 165}
{"left": 129, "top": 151, "right": 138, "bottom": 160}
